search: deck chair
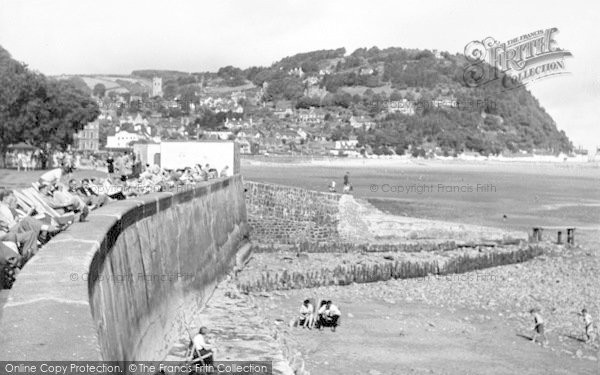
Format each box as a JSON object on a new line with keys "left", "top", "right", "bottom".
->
{"left": 18, "top": 189, "right": 74, "bottom": 226}
{"left": 12, "top": 190, "right": 36, "bottom": 213}
{"left": 12, "top": 190, "right": 49, "bottom": 221}
{"left": 187, "top": 346, "right": 213, "bottom": 366}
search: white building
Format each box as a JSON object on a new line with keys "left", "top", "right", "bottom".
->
{"left": 106, "top": 131, "right": 141, "bottom": 148}
{"left": 387, "top": 99, "right": 416, "bottom": 116}
{"left": 335, "top": 140, "right": 359, "bottom": 150}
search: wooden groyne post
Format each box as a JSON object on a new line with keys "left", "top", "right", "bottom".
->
{"left": 567, "top": 228, "right": 575, "bottom": 245}
{"left": 532, "top": 227, "right": 543, "bottom": 242}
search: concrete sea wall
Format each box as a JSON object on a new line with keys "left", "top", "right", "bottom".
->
{"left": 0, "top": 176, "right": 249, "bottom": 361}
{"left": 244, "top": 181, "right": 341, "bottom": 245}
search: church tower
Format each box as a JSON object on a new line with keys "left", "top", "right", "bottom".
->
{"left": 152, "top": 77, "right": 163, "bottom": 97}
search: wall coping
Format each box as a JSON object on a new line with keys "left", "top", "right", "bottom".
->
{"left": 244, "top": 180, "right": 341, "bottom": 198}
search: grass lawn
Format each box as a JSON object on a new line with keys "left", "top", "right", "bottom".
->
{"left": 0, "top": 168, "right": 107, "bottom": 190}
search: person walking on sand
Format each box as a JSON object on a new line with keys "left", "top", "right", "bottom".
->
{"left": 581, "top": 308, "right": 596, "bottom": 344}
{"left": 530, "top": 308, "right": 548, "bottom": 346}
{"left": 342, "top": 172, "right": 352, "bottom": 194}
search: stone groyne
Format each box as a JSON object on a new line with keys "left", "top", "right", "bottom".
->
{"left": 244, "top": 181, "right": 341, "bottom": 245}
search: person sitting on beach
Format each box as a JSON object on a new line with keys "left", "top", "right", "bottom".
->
{"left": 328, "top": 181, "right": 336, "bottom": 193}
{"left": 581, "top": 308, "right": 596, "bottom": 344}
{"left": 296, "top": 299, "right": 314, "bottom": 329}
{"left": 188, "top": 327, "right": 215, "bottom": 366}
{"left": 317, "top": 300, "right": 341, "bottom": 331}
{"left": 530, "top": 308, "right": 548, "bottom": 346}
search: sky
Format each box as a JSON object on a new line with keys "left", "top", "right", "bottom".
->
{"left": 0, "top": 0, "right": 598, "bottom": 151}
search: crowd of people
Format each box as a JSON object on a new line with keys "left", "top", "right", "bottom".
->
{"left": 0, "top": 159, "right": 231, "bottom": 289}
{"left": 0, "top": 189, "right": 64, "bottom": 285}
{"left": 5, "top": 149, "right": 81, "bottom": 172}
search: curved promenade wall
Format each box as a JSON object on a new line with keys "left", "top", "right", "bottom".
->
{"left": 0, "top": 176, "right": 249, "bottom": 361}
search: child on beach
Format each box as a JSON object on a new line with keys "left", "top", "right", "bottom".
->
{"left": 530, "top": 308, "right": 548, "bottom": 346}
{"left": 328, "top": 181, "right": 336, "bottom": 193}
{"left": 581, "top": 308, "right": 596, "bottom": 344}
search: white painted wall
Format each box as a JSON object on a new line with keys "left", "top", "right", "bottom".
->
{"left": 159, "top": 141, "right": 236, "bottom": 172}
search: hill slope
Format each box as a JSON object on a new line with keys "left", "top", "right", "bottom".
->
{"left": 45, "top": 45, "right": 573, "bottom": 155}
{"left": 243, "top": 47, "right": 572, "bottom": 154}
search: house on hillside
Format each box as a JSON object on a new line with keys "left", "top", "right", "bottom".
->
{"left": 274, "top": 129, "right": 301, "bottom": 143}
{"left": 296, "top": 128, "right": 308, "bottom": 140}
{"left": 106, "top": 130, "right": 142, "bottom": 148}
{"left": 237, "top": 129, "right": 264, "bottom": 140}
{"left": 231, "top": 91, "right": 246, "bottom": 103}
{"left": 334, "top": 139, "right": 359, "bottom": 150}
{"left": 274, "top": 101, "right": 294, "bottom": 119}
{"left": 236, "top": 138, "right": 252, "bottom": 154}
{"left": 387, "top": 99, "right": 415, "bottom": 115}
{"left": 130, "top": 95, "right": 143, "bottom": 103}
{"left": 304, "top": 76, "right": 319, "bottom": 86}
{"left": 288, "top": 67, "right": 304, "bottom": 77}
{"left": 98, "top": 111, "right": 113, "bottom": 122}
{"left": 331, "top": 139, "right": 360, "bottom": 157}
{"left": 224, "top": 118, "right": 250, "bottom": 129}
{"left": 432, "top": 96, "right": 458, "bottom": 109}
{"left": 202, "top": 131, "right": 233, "bottom": 140}
{"left": 349, "top": 115, "right": 376, "bottom": 130}
{"left": 297, "top": 107, "right": 325, "bottom": 124}
{"left": 74, "top": 121, "right": 100, "bottom": 152}
{"left": 304, "top": 85, "right": 327, "bottom": 99}
{"left": 359, "top": 67, "right": 374, "bottom": 76}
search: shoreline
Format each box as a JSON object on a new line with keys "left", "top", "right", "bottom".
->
{"left": 241, "top": 155, "right": 600, "bottom": 169}
{"left": 241, "top": 157, "right": 600, "bottom": 180}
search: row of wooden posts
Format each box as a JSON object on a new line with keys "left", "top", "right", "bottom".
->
{"left": 531, "top": 227, "right": 575, "bottom": 245}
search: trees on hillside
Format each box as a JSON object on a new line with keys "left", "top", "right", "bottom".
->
{"left": 0, "top": 46, "right": 99, "bottom": 165}
{"left": 93, "top": 83, "right": 106, "bottom": 98}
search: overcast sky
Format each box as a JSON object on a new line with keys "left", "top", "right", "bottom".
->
{"left": 1, "top": 0, "right": 598, "bottom": 150}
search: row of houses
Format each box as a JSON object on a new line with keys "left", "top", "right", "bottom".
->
{"left": 74, "top": 118, "right": 367, "bottom": 158}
